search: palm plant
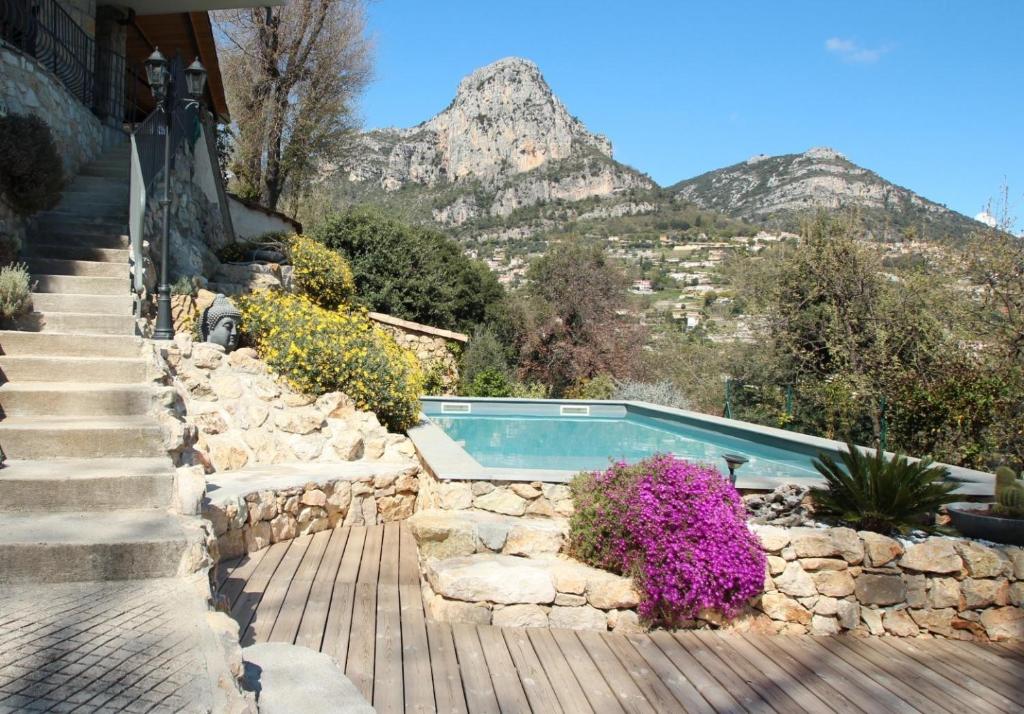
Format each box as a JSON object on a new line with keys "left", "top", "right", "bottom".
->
{"left": 811, "top": 443, "right": 959, "bottom": 534}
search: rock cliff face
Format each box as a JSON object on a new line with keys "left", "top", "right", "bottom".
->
{"left": 670, "top": 147, "right": 984, "bottom": 241}
{"left": 337, "top": 57, "right": 652, "bottom": 221}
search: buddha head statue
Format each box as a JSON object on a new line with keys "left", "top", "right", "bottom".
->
{"left": 201, "top": 293, "right": 241, "bottom": 352}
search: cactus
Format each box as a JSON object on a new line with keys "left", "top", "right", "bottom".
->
{"left": 994, "top": 482, "right": 1024, "bottom": 518}
{"left": 995, "top": 466, "right": 1018, "bottom": 494}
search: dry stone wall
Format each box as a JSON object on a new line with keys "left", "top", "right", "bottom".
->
{"left": 367, "top": 313, "right": 465, "bottom": 393}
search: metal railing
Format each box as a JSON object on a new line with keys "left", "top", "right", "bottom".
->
{"left": 0, "top": 0, "right": 143, "bottom": 122}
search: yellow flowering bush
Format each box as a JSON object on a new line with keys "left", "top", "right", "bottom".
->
{"left": 238, "top": 290, "right": 423, "bottom": 431}
{"left": 289, "top": 234, "right": 355, "bottom": 309}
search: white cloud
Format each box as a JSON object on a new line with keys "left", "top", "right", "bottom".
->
{"left": 825, "top": 37, "right": 890, "bottom": 64}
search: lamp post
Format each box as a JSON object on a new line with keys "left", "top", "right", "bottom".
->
{"left": 723, "top": 453, "right": 749, "bottom": 486}
{"left": 144, "top": 49, "right": 207, "bottom": 340}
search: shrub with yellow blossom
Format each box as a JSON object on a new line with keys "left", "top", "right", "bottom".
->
{"left": 238, "top": 290, "right": 423, "bottom": 431}
{"left": 289, "top": 234, "right": 355, "bottom": 309}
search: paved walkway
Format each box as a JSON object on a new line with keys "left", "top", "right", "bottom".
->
{"left": 218, "top": 523, "right": 1024, "bottom": 713}
{"left": 0, "top": 579, "right": 218, "bottom": 713}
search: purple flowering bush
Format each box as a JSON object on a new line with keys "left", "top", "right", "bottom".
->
{"left": 568, "top": 455, "right": 766, "bottom": 625}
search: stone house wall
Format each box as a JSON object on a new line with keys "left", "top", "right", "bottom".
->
{"left": 368, "top": 312, "right": 466, "bottom": 393}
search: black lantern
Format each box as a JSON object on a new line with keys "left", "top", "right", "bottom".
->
{"left": 723, "top": 453, "right": 749, "bottom": 486}
{"left": 184, "top": 57, "right": 207, "bottom": 101}
{"left": 144, "top": 48, "right": 168, "bottom": 99}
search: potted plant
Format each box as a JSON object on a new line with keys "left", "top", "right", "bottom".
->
{"left": 948, "top": 467, "right": 1024, "bottom": 545}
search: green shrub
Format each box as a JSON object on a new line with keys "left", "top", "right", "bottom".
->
{"left": 0, "top": 263, "right": 33, "bottom": 320}
{"left": 289, "top": 234, "right": 354, "bottom": 309}
{"left": 566, "top": 374, "right": 615, "bottom": 400}
{"left": 459, "top": 327, "right": 509, "bottom": 390}
{"left": 238, "top": 290, "right": 423, "bottom": 431}
{"left": 0, "top": 114, "right": 63, "bottom": 216}
{"left": 612, "top": 379, "right": 691, "bottom": 410}
{"left": 811, "top": 444, "right": 959, "bottom": 534}
{"left": 464, "top": 368, "right": 513, "bottom": 397}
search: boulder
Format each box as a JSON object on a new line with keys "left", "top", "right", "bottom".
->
{"left": 492, "top": 604, "right": 548, "bottom": 628}
{"left": 548, "top": 606, "right": 608, "bottom": 631}
{"left": 836, "top": 600, "right": 860, "bottom": 630}
{"left": 858, "top": 531, "right": 903, "bottom": 567}
{"left": 854, "top": 573, "right": 906, "bottom": 606}
{"left": 759, "top": 592, "right": 811, "bottom": 625}
{"left": 474, "top": 488, "right": 528, "bottom": 516}
{"left": 909, "top": 608, "right": 955, "bottom": 637}
{"left": 928, "top": 577, "right": 962, "bottom": 609}
{"left": 587, "top": 577, "right": 640, "bottom": 610}
{"left": 811, "top": 570, "right": 855, "bottom": 597}
{"left": 750, "top": 524, "right": 790, "bottom": 552}
{"left": 425, "top": 596, "right": 491, "bottom": 625}
{"left": 810, "top": 615, "right": 840, "bottom": 636}
{"left": 980, "top": 606, "right": 1024, "bottom": 640}
{"left": 503, "top": 522, "right": 565, "bottom": 557}
{"left": 407, "top": 511, "right": 477, "bottom": 559}
{"left": 774, "top": 562, "right": 817, "bottom": 598}
{"left": 426, "top": 555, "right": 556, "bottom": 604}
{"left": 955, "top": 541, "right": 1007, "bottom": 578}
{"left": 899, "top": 539, "right": 963, "bottom": 574}
{"left": 883, "top": 609, "right": 919, "bottom": 637}
{"left": 960, "top": 578, "right": 1008, "bottom": 609}
{"left": 242, "top": 642, "right": 374, "bottom": 714}
{"left": 860, "top": 607, "right": 884, "bottom": 635}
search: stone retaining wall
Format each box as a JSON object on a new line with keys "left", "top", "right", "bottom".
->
{"left": 368, "top": 313, "right": 466, "bottom": 393}
{"left": 417, "top": 469, "right": 575, "bottom": 517}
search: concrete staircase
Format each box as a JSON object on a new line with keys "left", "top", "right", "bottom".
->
{"left": 0, "top": 142, "right": 198, "bottom": 584}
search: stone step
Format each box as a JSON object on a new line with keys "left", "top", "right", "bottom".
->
{"left": 0, "top": 510, "right": 196, "bottom": 582}
{"left": 0, "top": 354, "right": 148, "bottom": 383}
{"left": 44, "top": 207, "right": 128, "bottom": 223}
{"left": 32, "top": 274, "right": 128, "bottom": 296}
{"left": 27, "top": 231, "right": 130, "bottom": 250}
{"left": 0, "top": 382, "right": 153, "bottom": 416}
{"left": 78, "top": 166, "right": 129, "bottom": 179}
{"left": 37, "top": 210, "right": 127, "bottom": 228}
{"left": 408, "top": 508, "right": 568, "bottom": 559}
{"left": 0, "top": 416, "right": 165, "bottom": 459}
{"left": 0, "top": 330, "right": 143, "bottom": 358}
{"left": 30, "top": 292, "right": 133, "bottom": 316}
{"left": 0, "top": 457, "right": 174, "bottom": 511}
{"left": 66, "top": 175, "right": 130, "bottom": 190}
{"left": 55, "top": 197, "right": 127, "bottom": 213}
{"left": 27, "top": 242, "right": 130, "bottom": 264}
{"left": 27, "top": 257, "right": 127, "bottom": 278}
{"left": 13, "top": 311, "right": 136, "bottom": 335}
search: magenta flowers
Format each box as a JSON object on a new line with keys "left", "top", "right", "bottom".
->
{"left": 569, "top": 455, "right": 766, "bottom": 625}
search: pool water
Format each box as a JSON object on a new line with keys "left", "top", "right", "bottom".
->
{"left": 431, "top": 412, "right": 822, "bottom": 479}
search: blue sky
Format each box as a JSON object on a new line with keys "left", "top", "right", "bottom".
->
{"left": 359, "top": 0, "right": 1023, "bottom": 223}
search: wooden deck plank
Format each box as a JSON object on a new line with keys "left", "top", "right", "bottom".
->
{"left": 347, "top": 525, "right": 385, "bottom": 703}
{"left": 525, "top": 628, "right": 595, "bottom": 714}
{"left": 930, "top": 638, "right": 1023, "bottom": 690}
{"left": 713, "top": 633, "right": 832, "bottom": 714}
{"left": 242, "top": 534, "right": 312, "bottom": 646}
{"left": 880, "top": 637, "right": 1018, "bottom": 712}
{"left": 229, "top": 541, "right": 289, "bottom": 637}
{"left": 647, "top": 631, "right": 745, "bottom": 714}
{"left": 322, "top": 526, "right": 367, "bottom": 665}
{"left": 625, "top": 634, "right": 714, "bottom": 714}
{"left": 576, "top": 630, "right": 656, "bottom": 714}
{"left": 673, "top": 631, "right": 773, "bottom": 713}
{"left": 398, "top": 522, "right": 421, "bottom": 586}
{"left": 740, "top": 634, "right": 862, "bottom": 714}
{"left": 268, "top": 529, "right": 331, "bottom": 644}
{"left": 956, "top": 639, "right": 1024, "bottom": 675}
{"left": 502, "top": 628, "right": 564, "bottom": 714}
{"left": 219, "top": 546, "right": 268, "bottom": 607}
{"left": 401, "top": 581, "right": 435, "bottom": 714}
{"left": 426, "top": 621, "right": 469, "bottom": 714}
{"left": 374, "top": 524, "right": 404, "bottom": 714}
{"left": 295, "top": 526, "right": 349, "bottom": 651}
{"left": 476, "top": 625, "right": 532, "bottom": 714}
{"left": 214, "top": 556, "right": 239, "bottom": 592}
{"left": 814, "top": 635, "right": 954, "bottom": 714}
{"left": 602, "top": 632, "right": 695, "bottom": 713}
{"left": 691, "top": 630, "right": 806, "bottom": 714}
{"left": 450, "top": 623, "right": 500, "bottom": 714}
{"left": 550, "top": 628, "right": 626, "bottom": 714}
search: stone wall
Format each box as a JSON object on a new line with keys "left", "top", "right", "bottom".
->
{"left": 417, "top": 468, "right": 574, "bottom": 517}
{"left": 368, "top": 312, "right": 466, "bottom": 393}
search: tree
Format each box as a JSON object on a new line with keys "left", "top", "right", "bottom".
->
{"left": 216, "top": 1, "right": 371, "bottom": 211}
{"left": 311, "top": 207, "right": 506, "bottom": 333}
{"left": 515, "top": 241, "right": 645, "bottom": 395}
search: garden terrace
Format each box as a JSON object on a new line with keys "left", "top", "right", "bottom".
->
{"left": 217, "top": 522, "right": 1024, "bottom": 713}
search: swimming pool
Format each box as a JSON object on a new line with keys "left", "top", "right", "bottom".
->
{"left": 408, "top": 397, "right": 994, "bottom": 492}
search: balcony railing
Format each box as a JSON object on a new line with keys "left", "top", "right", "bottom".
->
{"left": 0, "top": 0, "right": 143, "bottom": 122}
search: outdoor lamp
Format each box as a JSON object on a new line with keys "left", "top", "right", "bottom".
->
{"left": 144, "top": 48, "right": 168, "bottom": 98}
{"left": 723, "top": 453, "right": 749, "bottom": 486}
{"left": 184, "top": 57, "right": 207, "bottom": 101}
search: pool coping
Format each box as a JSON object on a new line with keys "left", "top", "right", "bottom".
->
{"left": 407, "top": 397, "right": 995, "bottom": 495}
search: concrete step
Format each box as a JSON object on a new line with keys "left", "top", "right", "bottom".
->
{"left": 37, "top": 211, "right": 127, "bottom": 228}
{"left": 13, "top": 311, "right": 136, "bottom": 335}
{"left": 32, "top": 274, "right": 128, "bottom": 296}
{"left": 0, "top": 330, "right": 143, "bottom": 358}
{"left": 0, "top": 416, "right": 165, "bottom": 459}
{"left": 0, "top": 382, "right": 153, "bottom": 416}
{"left": 78, "top": 166, "right": 129, "bottom": 179}
{"left": 30, "top": 292, "right": 133, "bottom": 316}
{"left": 0, "top": 354, "right": 148, "bottom": 383}
{"left": 27, "top": 243, "right": 130, "bottom": 263}
{"left": 44, "top": 207, "right": 128, "bottom": 223}
{"left": 0, "top": 457, "right": 173, "bottom": 511}
{"left": 66, "top": 175, "right": 130, "bottom": 190}
{"left": 27, "top": 257, "right": 127, "bottom": 278}
{"left": 27, "top": 231, "right": 130, "bottom": 250}
{"left": 34, "top": 216, "right": 128, "bottom": 236}
{"left": 0, "top": 510, "right": 195, "bottom": 582}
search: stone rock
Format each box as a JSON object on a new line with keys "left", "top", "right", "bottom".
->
{"left": 960, "top": 578, "right": 1007, "bottom": 609}
{"left": 245, "top": 521, "right": 271, "bottom": 552}
{"left": 276, "top": 408, "right": 325, "bottom": 435}
{"left": 548, "top": 606, "right": 608, "bottom": 631}
{"left": 286, "top": 433, "right": 328, "bottom": 462}
{"left": 327, "top": 482, "right": 352, "bottom": 512}
{"left": 395, "top": 472, "right": 419, "bottom": 493}
{"left": 208, "top": 436, "right": 250, "bottom": 471}
{"left": 426, "top": 555, "right": 556, "bottom": 604}
{"left": 759, "top": 592, "right": 811, "bottom": 625}
{"left": 858, "top": 531, "right": 904, "bottom": 567}
{"left": 928, "top": 577, "right": 962, "bottom": 609}
{"left": 810, "top": 614, "right": 840, "bottom": 636}
{"left": 811, "top": 570, "right": 855, "bottom": 597}
{"left": 836, "top": 600, "right": 860, "bottom": 630}
{"left": 477, "top": 522, "right": 509, "bottom": 552}
{"left": 439, "top": 482, "right": 474, "bottom": 510}
{"left": 1006, "top": 547, "right": 1024, "bottom": 580}
{"left": 331, "top": 431, "right": 364, "bottom": 461}
{"left": 800, "top": 558, "right": 848, "bottom": 571}
{"left": 301, "top": 489, "right": 327, "bottom": 507}
{"left": 829, "top": 528, "right": 865, "bottom": 564}
{"left": 503, "top": 523, "right": 564, "bottom": 557}
{"left": 270, "top": 514, "right": 297, "bottom": 543}
{"left": 426, "top": 596, "right": 491, "bottom": 625}
{"left": 282, "top": 391, "right": 315, "bottom": 407}
{"left": 980, "top": 606, "right": 1024, "bottom": 640}
{"left": 316, "top": 392, "right": 355, "bottom": 419}
{"left": 854, "top": 573, "right": 906, "bottom": 606}
{"left": 192, "top": 410, "right": 228, "bottom": 435}
{"left": 474, "top": 488, "right": 528, "bottom": 516}
{"left": 883, "top": 609, "right": 919, "bottom": 637}
{"left": 550, "top": 561, "right": 588, "bottom": 595}
{"left": 492, "top": 604, "right": 548, "bottom": 628}
{"left": 813, "top": 596, "right": 839, "bottom": 616}
{"left": 210, "top": 374, "right": 243, "bottom": 400}
{"left": 525, "top": 498, "right": 557, "bottom": 517}
{"left": 408, "top": 511, "right": 478, "bottom": 559}
{"left": 608, "top": 610, "right": 644, "bottom": 633}
{"left": 860, "top": 607, "right": 884, "bottom": 635}
{"left": 363, "top": 437, "right": 386, "bottom": 460}
{"left": 1010, "top": 582, "right": 1024, "bottom": 607}
{"left": 174, "top": 465, "right": 206, "bottom": 516}
{"left": 751, "top": 524, "right": 790, "bottom": 552}
{"left": 247, "top": 491, "right": 278, "bottom": 523}
{"left": 587, "top": 578, "right": 640, "bottom": 610}
{"left": 909, "top": 608, "right": 955, "bottom": 637}
{"left": 378, "top": 494, "right": 416, "bottom": 521}
{"left": 956, "top": 541, "right": 1006, "bottom": 578}
{"left": 904, "top": 574, "right": 927, "bottom": 609}
{"left": 555, "top": 593, "right": 587, "bottom": 607}
{"left": 775, "top": 562, "right": 817, "bottom": 598}
{"left": 242, "top": 642, "right": 374, "bottom": 714}
{"left": 767, "top": 556, "right": 787, "bottom": 576}
{"left": 192, "top": 345, "right": 224, "bottom": 369}
{"left": 789, "top": 528, "right": 841, "bottom": 559}
{"left": 471, "top": 481, "right": 495, "bottom": 496}
{"left": 899, "top": 539, "right": 963, "bottom": 574}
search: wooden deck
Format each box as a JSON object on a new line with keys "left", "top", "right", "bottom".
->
{"left": 216, "top": 523, "right": 1024, "bottom": 713}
